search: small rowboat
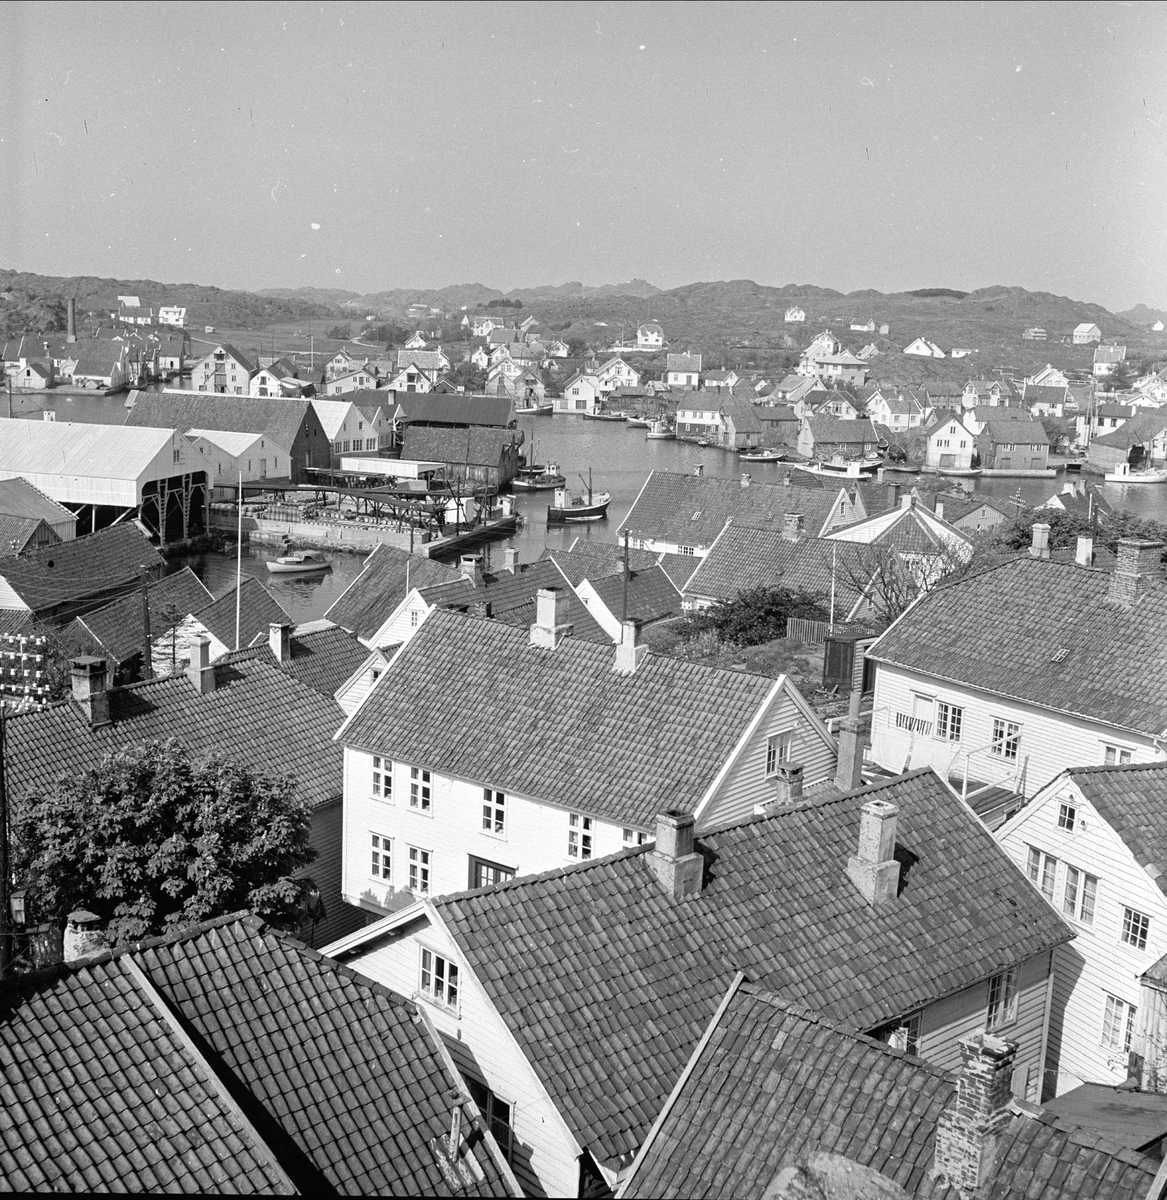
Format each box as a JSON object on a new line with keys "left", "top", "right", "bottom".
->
{"left": 738, "top": 448, "right": 786, "bottom": 462}
{"left": 266, "top": 550, "right": 331, "bottom": 574}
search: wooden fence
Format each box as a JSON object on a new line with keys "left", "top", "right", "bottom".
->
{"left": 785, "top": 618, "right": 833, "bottom": 645}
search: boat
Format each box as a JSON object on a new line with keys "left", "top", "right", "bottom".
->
{"left": 1104, "top": 462, "right": 1167, "bottom": 484}
{"left": 265, "top": 550, "right": 331, "bottom": 574}
{"left": 645, "top": 419, "right": 675, "bottom": 440}
{"left": 547, "top": 471, "right": 611, "bottom": 523}
{"left": 513, "top": 461, "right": 567, "bottom": 491}
{"left": 625, "top": 415, "right": 653, "bottom": 428}
{"left": 792, "top": 454, "right": 882, "bottom": 480}
{"left": 937, "top": 466, "right": 983, "bottom": 478}
{"left": 514, "top": 399, "right": 553, "bottom": 415}
{"left": 738, "top": 448, "right": 787, "bottom": 463}
{"left": 582, "top": 410, "right": 628, "bottom": 422}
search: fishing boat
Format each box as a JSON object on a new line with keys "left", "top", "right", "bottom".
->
{"left": 514, "top": 398, "right": 553, "bottom": 415}
{"left": 1104, "top": 462, "right": 1167, "bottom": 484}
{"left": 547, "top": 471, "right": 611, "bottom": 523}
{"left": 625, "top": 414, "right": 653, "bottom": 428}
{"left": 582, "top": 410, "right": 628, "bottom": 422}
{"left": 513, "top": 461, "right": 567, "bottom": 491}
{"left": 937, "top": 466, "right": 983, "bottom": 478}
{"left": 792, "top": 454, "right": 882, "bottom": 480}
{"left": 265, "top": 550, "right": 331, "bottom": 574}
{"left": 645, "top": 419, "right": 675, "bottom": 440}
{"left": 738, "top": 448, "right": 787, "bottom": 463}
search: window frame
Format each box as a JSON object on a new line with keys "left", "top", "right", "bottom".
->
{"left": 935, "top": 701, "right": 964, "bottom": 743}
{"left": 1103, "top": 744, "right": 1134, "bottom": 767}
{"left": 568, "top": 812, "right": 593, "bottom": 860}
{"left": 468, "top": 854, "right": 516, "bottom": 890}
{"left": 372, "top": 754, "right": 391, "bottom": 802}
{"left": 1122, "top": 906, "right": 1151, "bottom": 952}
{"left": 765, "top": 728, "right": 795, "bottom": 777}
{"left": 482, "top": 788, "right": 506, "bottom": 838}
{"left": 1101, "top": 993, "right": 1137, "bottom": 1054}
{"left": 1057, "top": 801, "right": 1077, "bottom": 831}
{"left": 369, "top": 831, "right": 392, "bottom": 883}
{"left": 418, "top": 946, "right": 459, "bottom": 1011}
{"left": 986, "top": 967, "right": 1019, "bottom": 1031}
{"left": 1062, "top": 864, "right": 1098, "bottom": 927}
{"left": 409, "top": 766, "right": 432, "bottom": 814}
{"left": 408, "top": 845, "right": 432, "bottom": 895}
{"left": 1026, "top": 846, "right": 1058, "bottom": 902}
{"left": 622, "top": 827, "right": 649, "bottom": 847}
{"left": 467, "top": 1078, "right": 514, "bottom": 1162}
{"left": 990, "top": 717, "right": 1022, "bottom": 761}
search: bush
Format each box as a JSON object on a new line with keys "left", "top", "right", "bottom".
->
{"left": 687, "top": 586, "right": 829, "bottom": 647}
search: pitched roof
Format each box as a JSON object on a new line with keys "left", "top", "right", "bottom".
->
{"left": 395, "top": 348, "right": 448, "bottom": 370}
{"left": 0, "top": 515, "right": 51, "bottom": 555}
{"left": 5, "top": 656, "right": 342, "bottom": 809}
{"left": 804, "top": 415, "right": 879, "bottom": 443}
{"left": 400, "top": 425, "right": 519, "bottom": 467}
{"left": 430, "top": 770, "right": 1070, "bottom": 1167}
{"left": 619, "top": 470, "right": 845, "bottom": 549}
{"left": 585, "top": 565, "right": 683, "bottom": 624}
{"left": 869, "top": 557, "right": 1167, "bottom": 735}
{"left": 0, "top": 477, "right": 74, "bottom": 526}
{"left": 338, "top": 607, "right": 777, "bottom": 827}
{"left": 1024, "top": 384, "right": 1070, "bottom": 405}
{"left": 324, "top": 545, "right": 465, "bottom": 640}
{"left": 127, "top": 391, "right": 312, "bottom": 448}
{"left": 667, "top": 353, "right": 703, "bottom": 372}
{"left": 980, "top": 417, "right": 1050, "bottom": 445}
{"left": 0, "top": 523, "right": 164, "bottom": 615}
{"left": 1092, "top": 411, "right": 1167, "bottom": 449}
{"left": 198, "top": 576, "right": 291, "bottom": 651}
{"left": 621, "top": 980, "right": 954, "bottom": 1199}
{"left": 721, "top": 400, "right": 764, "bottom": 433}
{"left": 541, "top": 542, "right": 699, "bottom": 591}
{"left": 219, "top": 621, "right": 372, "bottom": 698}
{"left": 70, "top": 566, "right": 214, "bottom": 663}
{"left": 0, "top": 914, "right": 516, "bottom": 1195}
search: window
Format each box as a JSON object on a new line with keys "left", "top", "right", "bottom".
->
{"left": 482, "top": 789, "right": 506, "bottom": 835}
{"left": 936, "top": 702, "right": 963, "bottom": 742}
{"left": 1101, "top": 994, "right": 1137, "bottom": 1053}
{"left": 1123, "top": 907, "right": 1151, "bottom": 951}
{"left": 1057, "top": 802, "right": 1077, "bottom": 831}
{"left": 467, "top": 1079, "right": 513, "bottom": 1161}
{"left": 991, "top": 718, "right": 1021, "bottom": 761}
{"left": 410, "top": 767, "right": 431, "bottom": 812}
{"left": 765, "top": 730, "right": 794, "bottom": 776}
{"left": 409, "top": 609, "right": 420, "bottom": 628}
{"left": 172, "top": 448, "right": 181, "bottom": 464}
{"left": 678, "top": 545, "right": 696, "bottom": 556}
{"left": 1104, "top": 745, "right": 1133, "bottom": 766}
{"left": 372, "top": 755, "right": 391, "bottom": 800}
{"left": 874, "top": 1012, "right": 921, "bottom": 1056}
{"left": 469, "top": 856, "right": 516, "bottom": 889}
{"left": 408, "top": 846, "right": 431, "bottom": 894}
{"left": 623, "top": 828, "right": 649, "bottom": 847}
{"left": 419, "top": 947, "right": 458, "bottom": 1009}
{"left": 370, "top": 833, "right": 391, "bottom": 881}
{"left": 1063, "top": 866, "right": 1098, "bottom": 925}
{"left": 568, "top": 812, "right": 593, "bottom": 860}
{"left": 986, "top": 968, "right": 1018, "bottom": 1030}
{"left": 1026, "top": 847, "right": 1058, "bottom": 901}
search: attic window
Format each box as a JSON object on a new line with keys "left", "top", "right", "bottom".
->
{"left": 691, "top": 511, "right": 701, "bottom": 521}
{"left": 1050, "top": 647, "right": 1069, "bottom": 663}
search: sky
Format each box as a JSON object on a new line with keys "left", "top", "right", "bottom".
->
{"left": 2, "top": 1, "right": 1166, "bottom": 310}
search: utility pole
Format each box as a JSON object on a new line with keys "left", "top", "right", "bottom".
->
{"left": 139, "top": 565, "right": 154, "bottom": 681}
{"left": 0, "top": 700, "right": 11, "bottom": 978}
{"left": 621, "top": 527, "right": 630, "bottom": 624}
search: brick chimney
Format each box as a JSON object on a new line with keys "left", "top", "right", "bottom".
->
{"left": 933, "top": 1033, "right": 1018, "bottom": 1193}
{"left": 614, "top": 619, "right": 646, "bottom": 674}
{"left": 782, "top": 512, "right": 805, "bottom": 542}
{"left": 470, "top": 600, "right": 493, "bottom": 618}
{"left": 503, "top": 547, "right": 519, "bottom": 574}
{"left": 934, "top": 499, "right": 945, "bottom": 522}
{"left": 63, "top": 910, "right": 107, "bottom": 962}
{"left": 834, "top": 690, "right": 865, "bottom": 792}
{"left": 771, "top": 763, "right": 804, "bottom": 805}
{"left": 1075, "top": 536, "right": 1094, "bottom": 567}
{"left": 647, "top": 810, "right": 704, "bottom": 899}
{"left": 1028, "top": 523, "right": 1050, "bottom": 559}
{"left": 740, "top": 472, "right": 752, "bottom": 489}
{"left": 846, "top": 800, "right": 900, "bottom": 906}
{"left": 269, "top": 621, "right": 292, "bottom": 663}
{"left": 530, "top": 587, "right": 572, "bottom": 649}
{"left": 70, "top": 657, "right": 110, "bottom": 728}
{"left": 693, "top": 464, "right": 704, "bottom": 477}
{"left": 459, "top": 554, "right": 485, "bottom": 586}
{"left": 187, "top": 635, "right": 216, "bottom": 694}
{"left": 1109, "top": 539, "right": 1163, "bottom": 607}
{"left": 887, "top": 482, "right": 901, "bottom": 510}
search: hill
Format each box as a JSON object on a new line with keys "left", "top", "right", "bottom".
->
{"left": 1117, "top": 303, "right": 1167, "bottom": 328}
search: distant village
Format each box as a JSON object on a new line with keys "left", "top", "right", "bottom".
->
{"left": 1, "top": 288, "right": 1167, "bottom": 1197}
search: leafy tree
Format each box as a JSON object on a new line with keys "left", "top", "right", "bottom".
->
{"left": 566, "top": 337, "right": 589, "bottom": 357}
{"left": 687, "top": 585, "right": 829, "bottom": 646}
{"left": 1040, "top": 417, "right": 1072, "bottom": 452}
{"left": 325, "top": 324, "right": 352, "bottom": 340}
{"left": 14, "top": 739, "right": 315, "bottom": 945}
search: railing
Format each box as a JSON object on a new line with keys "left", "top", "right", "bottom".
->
{"left": 895, "top": 712, "right": 933, "bottom": 737}
{"left": 786, "top": 618, "right": 834, "bottom": 645}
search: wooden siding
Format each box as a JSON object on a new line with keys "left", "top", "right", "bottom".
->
{"left": 298, "top": 798, "right": 365, "bottom": 948}
{"left": 998, "top": 780, "right": 1167, "bottom": 1097}
{"left": 368, "top": 593, "right": 432, "bottom": 649}
{"left": 341, "top": 919, "right": 582, "bottom": 1198}
{"left": 870, "top": 663, "right": 1164, "bottom": 798}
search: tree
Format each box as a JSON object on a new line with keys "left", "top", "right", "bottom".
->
{"left": 687, "top": 585, "right": 829, "bottom": 646}
{"left": 566, "top": 337, "right": 589, "bottom": 357}
{"left": 14, "top": 739, "right": 315, "bottom": 945}
{"left": 325, "top": 324, "right": 351, "bottom": 340}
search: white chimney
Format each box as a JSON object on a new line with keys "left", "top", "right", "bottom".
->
{"left": 846, "top": 800, "right": 900, "bottom": 906}
{"left": 782, "top": 513, "right": 805, "bottom": 542}
{"left": 70, "top": 657, "right": 111, "bottom": 728}
{"left": 740, "top": 473, "right": 752, "bottom": 489}
{"left": 459, "top": 554, "right": 485, "bottom": 586}
{"left": 693, "top": 464, "right": 704, "bottom": 477}
{"left": 1075, "top": 536, "right": 1093, "bottom": 567}
{"left": 187, "top": 635, "right": 215, "bottom": 694}
{"left": 503, "top": 547, "right": 519, "bottom": 573}
{"left": 771, "top": 763, "right": 804, "bottom": 806}
{"left": 1028, "top": 523, "right": 1050, "bottom": 559}
{"left": 63, "top": 910, "right": 108, "bottom": 962}
{"left": 614, "top": 619, "right": 647, "bottom": 674}
{"left": 647, "top": 810, "right": 703, "bottom": 899}
{"left": 934, "top": 499, "right": 945, "bottom": 521}
{"left": 269, "top": 621, "right": 292, "bottom": 663}
{"left": 530, "top": 587, "right": 573, "bottom": 649}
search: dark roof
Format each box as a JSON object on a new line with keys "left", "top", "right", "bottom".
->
{"left": 401, "top": 425, "right": 519, "bottom": 467}
{"left": 0, "top": 515, "right": 52, "bottom": 554}
{"left": 667, "top": 353, "right": 703, "bottom": 372}
{"left": 586, "top": 566, "right": 683, "bottom": 623}
{"left": 621, "top": 980, "right": 954, "bottom": 1199}
{"left": 5, "top": 657, "right": 343, "bottom": 810}
{"left": 69, "top": 567, "right": 214, "bottom": 663}
{"left": 804, "top": 415, "right": 879, "bottom": 444}
{"left": 619, "top": 470, "right": 845, "bottom": 549}
{"left": 0, "top": 914, "right": 516, "bottom": 1195}
{"left": 869, "top": 557, "right": 1167, "bottom": 736}
{"left": 218, "top": 621, "right": 371, "bottom": 698}
{"left": 0, "top": 476, "right": 74, "bottom": 524}
{"left": 338, "top": 607, "right": 777, "bottom": 827}
{"left": 980, "top": 417, "right": 1050, "bottom": 445}
{"left": 542, "top": 541, "right": 662, "bottom": 585}
{"left": 395, "top": 393, "right": 514, "bottom": 428}
{"left": 126, "top": 392, "right": 312, "bottom": 448}
{"left": 1024, "top": 384, "right": 1070, "bottom": 405}
{"left": 935, "top": 494, "right": 1016, "bottom": 525}
{"left": 0, "top": 523, "right": 164, "bottom": 615}
{"left": 324, "top": 545, "right": 465, "bottom": 640}
{"left": 431, "top": 769, "right": 1070, "bottom": 1167}
{"left": 1092, "top": 411, "right": 1167, "bottom": 450}
{"left": 720, "top": 400, "right": 764, "bottom": 433}
{"left": 1040, "top": 1082, "right": 1167, "bottom": 1154}
{"left": 199, "top": 576, "right": 291, "bottom": 651}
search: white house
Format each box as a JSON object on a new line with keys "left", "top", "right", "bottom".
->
{"left": 784, "top": 306, "right": 806, "bottom": 323}
{"left": 403, "top": 331, "right": 427, "bottom": 350}
{"left": 796, "top": 330, "right": 842, "bottom": 377}
{"left": 1073, "top": 323, "right": 1102, "bottom": 345}
{"left": 311, "top": 397, "right": 390, "bottom": 461}
{"left": 190, "top": 344, "right": 254, "bottom": 394}
{"left": 327, "top": 367, "right": 379, "bottom": 394}
{"left": 925, "top": 415, "right": 976, "bottom": 471}
{"left": 557, "top": 372, "right": 602, "bottom": 414}
{"left": 998, "top": 763, "right": 1167, "bottom": 1099}
{"left": 665, "top": 352, "right": 702, "bottom": 388}
{"left": 1093, "top": 345, "right": 1127, "bottom": 379}
{"left": 636, "top": 322, "right": 664, "bottom": 350}
{"left": 1027, "top": 364, "right": 1071, "bottom": 389}
{"left": 903, "top": 337, "right": 946, "bottom": 358}
{"left": 157, "top": 306, "right": 186, "bottom": 328}
{"left": 595, "top": 357, "right": 640, "bottom": 394}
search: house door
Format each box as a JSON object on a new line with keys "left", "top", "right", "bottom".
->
{"left": 940, "top": 453, "right": 956, "bottom": 469}
{"left": 259, "top": 459, "right": 267, "bottom": 478}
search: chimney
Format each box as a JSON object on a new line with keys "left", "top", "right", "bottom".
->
{"left": 470, "top": 600, "right": 493, "bottom": 618}
{"left": 70, "top": 657, "right": 110, "bottom": 728}
{"left": 740, "top": 472, "right": 752, "bottom": 489}
{"left": 459, "top": 554, "right": 484, "bottom": 586}
{"left": 886, "top": 482, "right": 900, "bottom": 510}
{"left": 503, "top": 547, "right": 519, "bottom": 574}
{"left": 899, "top": 493, "right": 913, "bottom": 511}
{"left": 1109, "top": 539, "right": 1163, "bottom": 607}
{"left": 934, "top": 499, "right": 945, "bottom": 522}
{"left": 647, "top": 810, "right": 704, "bottom": 899}
{"left": 846, "top": 800, "right": 900, "bottom": 906}
{"left": 782, "top": 512, "right": 805, "bottom": 542}
{"left": 269, "top": 621, "right": 292, "bottom": 663}
{"left": 1075, "top": 536, "right": 1094, "bottom": 567}
{"left": 771, "top": 763, "right": 804, "bottom": 806}
{"left": 1028, "top": 523, "right": 1050, "bottom": 560}
{"left": 530, "top": 587, "right": 573, "bottom": 649}
{"left": 66, "top": 297, "right": 77, "bottom": 344}
{"left": 63, "top": 909, "right": 108, "bottom": 962}
{"left": 933, "top": 1033, "right": 1018, "bottom": 1192}
{"left": 835, "top": 690, "right": 865, "bottom": 792}
{"left": 187, "top": 635, "right": 216, "bottom": 694}
{"left": 614, "top": 619, "right": 647, "bottom": 674}
{"left": 693, "top": 464, "right": 704, "bottom": 477}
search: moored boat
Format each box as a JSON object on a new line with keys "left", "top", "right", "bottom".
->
{"left": 265, "top": 550, "right": 331, "bottom": 574}
{"left": 792, "top": 454, "right": 882, "bottom": 480}
{"left": 738, "top": 448, "right": 786, "bottom": 463}
{"left": 937, "top": 466, "right": 983, "bottom": 478}
{"left": 625, "top": 415, "right": 653, "bottom": 428}
{"left": 582, "top": 410, "right": 627, "bottom": 422}
{"left": 1104, "top": 463, "right": 1167, "bottom": 484}
{"left": 547, "top": 471, "right": 611, "bottom": 523}
{"left": 514, "top": 399, "right": 553, "bottom": 415}
{"left": 645, "top": 419, "right": 675, "bottom": 440}
{"left": 513, "top": 461, "right": 567, "bottom": 491}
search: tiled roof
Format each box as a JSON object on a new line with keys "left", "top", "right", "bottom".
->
{"left": 0, "top": 515, "right": 50, "bottom": 554}
{"left": 401, "top": 425, "right": 519, "bottom": 468}
{"left": 721, "top": 400, "right": 763, "bottom": 433}
{"left": 4, "top": 657, "right": 343, "bottom": 810}
{"left": 128, "top": 392, "right": 312, "bottom": 449}
{"left": 667, "top": 353, "right": 702, "bottom": 372}
{"left": 1097, "top": 403, "right": 1136, "bottom": 419}
{"left": 434, "top": 769, "right": 1071, "bottom": 1167}
{"left": 0, "top": 523, "right": 163, "bottom": 615}
{"left": 869, "top": 557, "right": 1167, "bottom": 735}
{"left": 339, "top": 607, "right": 777, "bottom": 827}
{"left": 0, "top": 476, "right": 75, "bottom": 525}
{"left": 395, "top": 348, "right": 448, "bottom": 370}
{"left": 1024, "top": 384, "right": 1069, "bottom": 405}
{"left": 804, "top": 415, "right": 879, "bottom": 443}
{"left": 69, "top": 566, "right": 214, "bottom": 663}
{"left": 324, "top": 545, "right": 465, "bottom": 640}
{"left": 219, "top": 621, "right": 371, "bottom": 698}
{"left": 199, "top": 576, "right": 291, "bottom": 652}
{"left": 980, "top": 417, "right": 1050, "bottom": 445}
{"left": 934, "top": 494, "right": 1015, "bottom": 526}
{"left": 621, "top": 980, "right": 954, "bottom": 1199}
{"left": 619, "top": 470, "right": 844, "bottom": 549}
{"left": 1092, "top": 411, "right": 1167, "bottom": 449}
{"left": 0, "top": 914, "right": 516, "bottom": 1195}
{"left": 1093, "top": 345, "right": 1127, "bottom": 364}
{"left": 586, "top": 566, "right": 683, "bottom": 623}
{"left": 828, "top": 502, "right": 971, "bottom": 556}
{"left": 542, "top": 542, "right": 700, "bottom": 590}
